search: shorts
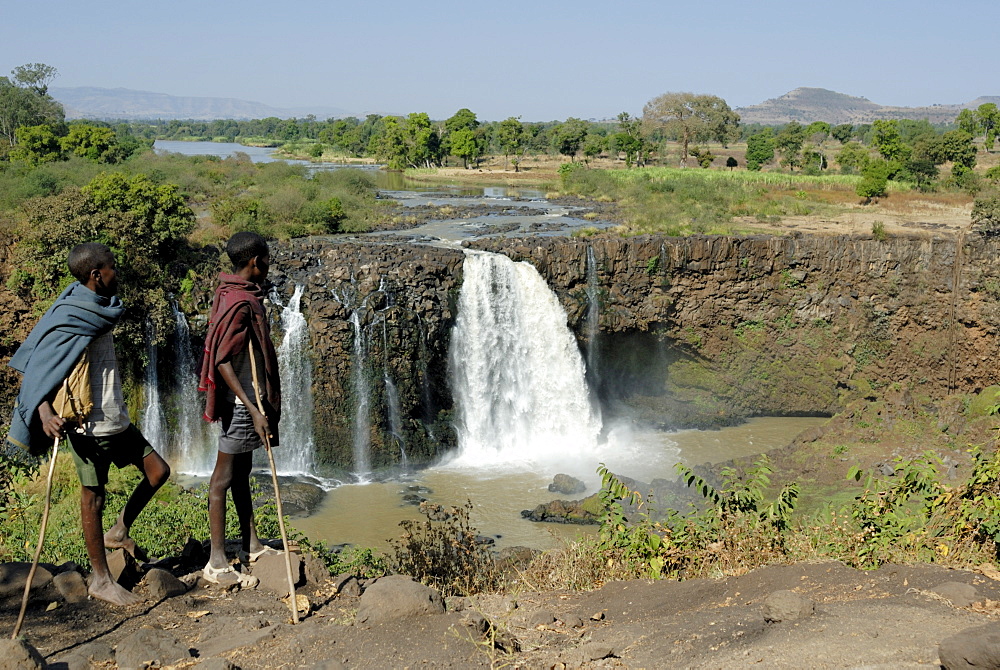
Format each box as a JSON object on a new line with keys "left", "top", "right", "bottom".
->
{"left": 65, "top": 424, "right": 154, "bottom": 488}
{"left": 218, "top": 402, "right": 279, "bottom": 455}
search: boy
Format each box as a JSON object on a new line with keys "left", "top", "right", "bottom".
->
{"left": 198, "top": 232, "right": 281, "bottom": 584}
{"left": 7, "top": 242, "right": 171, "bottom": 606}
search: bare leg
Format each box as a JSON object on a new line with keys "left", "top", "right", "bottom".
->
{"left": 104, "top": 450, "right": 170, "bottom": 555}
{"left": 230, "top": 452, "right": 265, "bottom": 554}
{"left": 81, "top": 485, "right": 140, "bottom": 606}
{"left": 208, "top": 451, "right": 235, "bottom": 570}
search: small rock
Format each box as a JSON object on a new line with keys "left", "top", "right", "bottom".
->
{"left": 591, "top": 611, "right": 605, "bottom": 621}
{"left": 107, "top": 548, "right": 141, "bottom": 589}
{"left": 355, "top": 575, "right": 445, "bottom": 624}
{"left": 333, "top": 573, "right": 362, "bottom": 597}
{"left": 562, "top": 614, "right": 585, "bottom": 628}
{"left": 302, "top": 552, "right": 330, "bottom": 586}
{"left": 764, "top": 590, "right": 815, "bottom": 623}
{"left": 55, "top": 641, "right": 115, "bottom": 670}
{"left": 115, "top": 627, "right": 191, "bottom": 669}
{"left": 527, "top": 609, "right": 555, "bottom": 627}
{"left": 53, "top": 570, "right": 88, "bottom": 603}
{"left": 0, "top": 638, "right": 46, "bottom": 669}
{"left": 0, "top": 563, "right": 53, "bottom": 601}
{"left": 461, "top": 611, "right": 489, "bottom": 635}
{"left": 931, "top": 581, "right": 980, "bottom": 608}
{"left": 549, "top": 474, "right": 587, "bottom": 495}
{"left": 252, "top": 551, "right": 304, "bottom": 598}
{"left": 181, "top": 537, "right": 208, "bottom": 567}
{"left": 578, "top": 643, "right": 616, "bottom": 661}
{"left": 194, "top": 658, "right": 241, "bottom": 669}
{"left": 939, "top": 623, "right": 1000, "bottom": 669}
{"left": 143, "top": 568, "right": 188, "bottom": 601}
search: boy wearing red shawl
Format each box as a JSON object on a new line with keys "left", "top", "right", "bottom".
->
{"left": 199, "top": 232, "right": 282, "bottom": 583}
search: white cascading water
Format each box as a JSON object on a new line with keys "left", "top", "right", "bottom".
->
{"left": 384, "top": 373, "right": 408, "bottom": 467}
{"left": 171, "top": 303, "right": 217, "bottom": 475}
{"left": 274, "top": 284, "right": 315, "bottom": 475}
{"left": 141, "top": 320, "right": 167, "bottom": 451}
{"left": 350, "top": 311, "right": 372, "bottom": 478}
{"left": 585, "top": 246, "right": 601, "bottom": 387}
{"left": 447, "top": 251, "right": 602, "bottom": 467}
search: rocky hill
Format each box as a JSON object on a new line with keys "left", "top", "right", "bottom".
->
{"left": 737, "top": 87, "right": 1000, "bottom": 126}
{"left": 50, "top": 86, "right": 352, "bottom": 121}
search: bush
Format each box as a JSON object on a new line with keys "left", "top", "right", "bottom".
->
{"left": 972, "top": 190, "right": 1000, "bottom": 235}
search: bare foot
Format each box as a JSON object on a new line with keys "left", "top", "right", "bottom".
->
{"left": 104, "top": 527, "right": 147, "bottom": 561}
{"left": 89, "top": 576, "right": 141, "bottom": 607}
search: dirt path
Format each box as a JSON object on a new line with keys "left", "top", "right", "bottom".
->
{"left": 4, "top": 559, "right": 999, "bottom": 668}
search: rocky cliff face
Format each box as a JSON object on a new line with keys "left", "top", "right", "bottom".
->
{"left": 268, "top": 238, "right": 464, "bottom": 473}
{"left": 470, "top": 233, "right": 1000, "bottom": 428}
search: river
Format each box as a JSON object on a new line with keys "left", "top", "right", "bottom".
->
{"left": 154, "top": 140, "right": 826, "bottom": 552}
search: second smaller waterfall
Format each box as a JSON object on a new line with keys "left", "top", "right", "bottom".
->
{"left": 274, "top": 285, "right": 315, "bottom": 475}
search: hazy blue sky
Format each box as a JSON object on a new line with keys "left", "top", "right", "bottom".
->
{"left": 4, "top": 0, "right": 997, "bottom": 121}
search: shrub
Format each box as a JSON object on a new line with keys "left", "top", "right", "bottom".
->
{"left": 972, "top": 190, "right": 1000, "bottom": 235}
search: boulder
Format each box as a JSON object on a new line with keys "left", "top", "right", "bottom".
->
{"left": 54, "top": 641, "right": 115, "bottom": 670}
{"left": 0, "top": 562, "right": 53, "bottom": 602}
{"left": 763, "top": 590, "right": 815, "bottom": 623}
{"left": 355, "top": 575, "right": 445, "bottom": 624}
{"left": 333, "top": 573, "right": 362, "bottom": 597}
{"left": 0, "top": 639, "right": 45, "bottom": 670}
{"left": 939, "top": 623, "right": 1000, "bottom": 669}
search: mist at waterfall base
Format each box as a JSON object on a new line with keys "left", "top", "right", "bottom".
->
{"left": 294, "top": 253, "right": 824, "bottom": 550}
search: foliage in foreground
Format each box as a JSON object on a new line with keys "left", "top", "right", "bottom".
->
{"left": 527, "top": 447, "right": 1000, "bottom": 589}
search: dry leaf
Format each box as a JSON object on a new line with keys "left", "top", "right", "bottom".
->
{"left": 186, "top": 610, "right": 211, "bottom": 618}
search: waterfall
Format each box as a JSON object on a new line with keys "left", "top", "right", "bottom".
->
{"left": 350, "top": 311, "right": 372, "bottom": 478}
{"left": 141, "top": 320, "right": 167, "bottom": 451}
{"left": 171, "top": 303, "right": 216, "bottom": 475}
{"left": 384, "top": 373, "right": 408, "bottom": 467}
{"left": 448, "top": 251, "right": 602, "bottom": 466}
{"left": 585, "top": 246, "right": 601, "bottom": 387}
{"left": 274, "top": 285, "right": 315, "bottom": 475}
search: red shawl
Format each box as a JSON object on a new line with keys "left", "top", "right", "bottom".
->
{"left": 199, "top": 273, "right": 281, "bottom": 423}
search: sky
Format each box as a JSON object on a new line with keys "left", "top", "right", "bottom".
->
{"left": 4, "top": 0, "right": 998, "bottom": 122}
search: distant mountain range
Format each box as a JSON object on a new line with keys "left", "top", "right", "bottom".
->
{"left": 736, "top": 87, "right": 1000, "bottom": 126}
{"left": 50, "top": 86, "right": 354, "bottom": 121}
{"left": 51, "top": 85, "right": 1000, "bottom": 125}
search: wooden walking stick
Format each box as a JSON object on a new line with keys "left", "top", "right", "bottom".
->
{"left": 248, "top": 343, "right": 299, "bottom": 624}
{"left": 11, "top": 379, "right": 71, "bottom": 639}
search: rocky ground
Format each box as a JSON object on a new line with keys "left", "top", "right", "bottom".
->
{"left": 3, "top": 543, "right": 1000, "bottom": 669}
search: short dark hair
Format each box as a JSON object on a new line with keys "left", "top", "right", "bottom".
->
{"left": 68, "top": 243, "right": 114, "bottom": 282}
{"left": 226, "top": 232, "right": 269, "bottom": 271}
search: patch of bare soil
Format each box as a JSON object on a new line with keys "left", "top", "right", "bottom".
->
{"left": 5, "top": 559, "right": 1000, "bottom": 668}
{"left": 740, "top": 199, "right": 973, "bottom": 238}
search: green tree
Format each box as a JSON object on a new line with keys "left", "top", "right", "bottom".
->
{"left": 495, "top": 116, "right": 526, "bottom": 171}
{"left": 9, "top": 123, "right": 63, "bottom": 165}
{"left": 0, "top": 63, "right": 64, "bottom": 151}
{"left": 831, "top": 124, "right": 854, "bottom": 144}
{"left": 612, "top": 112, "right": 646, "bottom": 167}
{"left": 856, "top": 159, "right": 890, "bottom": 203}
{"left": 870, "top": 120, "right": 910, "bottom": 165}
{"left": 941, "top": 129, "right": 977, "bottom": 176}
{"left": 775, "top": 122, "right": 806, "bottom": 170}
{"left": 449, "top": 127, "right": 481, "bottom": 168}
{"left": 643, "top": 92, "right": 740, "bottom": 166}
{"left": 582, "top": 133, "right": 606, "bottom": 163}
{"left": 836, "top": 142, "right": 870, "bottom": 174}
{"left": 977, "top": 103, "right": 1000, "bottom": 152}
{"left": 552, "top": 117, "right": 589, "bottom": 162}
{"left": 61, "top": 124, "right": 120, "bottom": 162}
{"left": 402, "top": 112, "right": 442, "bottom": 168}
{"left": 745, "top": 128, "right": 775, "bottom": 171}
{"left": 805, "top": 121, "right": 830, "bottom": 144}
{"left": 726, "top": 156, "right": 738, "bottom": 170}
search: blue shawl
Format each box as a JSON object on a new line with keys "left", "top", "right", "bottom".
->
{"left": 6, "top": 282, "right": 125, "bottom": 457}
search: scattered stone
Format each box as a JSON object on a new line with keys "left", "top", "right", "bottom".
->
{"left": 55, "top": 641, "right": 115, "bottom": 670}
{"left": 0, "top": 638, "right": 46, "bottom": 669}
{"left": 527, "top": 609, "right": 556, "bottom": 627}
{"left": 333, "top": 573, "right": 362, "bottom": 597}
{"left": 114, "top": 627, "right": 192, "bottom": 669}
{"left": 252, "top": 551, "right": 304, "bottom": 597}
{"left": 302, "top": 551, "right": 330, "bottom": 586}
{"left": 591, "top": 611, "right": 605, "bottom": 621}
{"left": 939, "top": 623, "right": 1000, "bottom": 669}
{"left": 446, "top": 596, "right": 467, "bottom": 612}
{"left": 548, "top": 474, "right": 586, "bottom": 495}
{"left": 931, "top": 581, "right": 980, "bottom": 607}
{"left": 312, "top": 660, "right": 347, "bottom": 670}
{"left": 107, "top": 548, "right": 141, "bottom": 589}
{"left": 461, "top": 611, "right": 489, "bottom": 635}
{"left": 355, "top": 575, "right": 445, "bottom": 624}
{"left": 181, "top": 536, "right": 208, "bottom": 567}
{"left": 0, "top": 563, "right": 53, "bottom": 602}
{"left": 562, "top": 614, "right": 585, "bottom": 628}
{"left": 194, "top": 658, "right": 241, "bottom": 670}
{"left": 763, "top": 590, "right": 815, "bottom": 623}
{"left": 53, "top": 569, "right": 88, "bottom": 603}
{"left": 143, "top": 567, "right": 189, "bottom": 601}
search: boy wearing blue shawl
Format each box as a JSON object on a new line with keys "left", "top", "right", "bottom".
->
{"left": 6, "top": 243, "right": 170, "bottom": 606}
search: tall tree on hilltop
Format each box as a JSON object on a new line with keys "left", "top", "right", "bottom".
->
{"left": 642, "top": 92, "right": 740, "bottom": 167}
